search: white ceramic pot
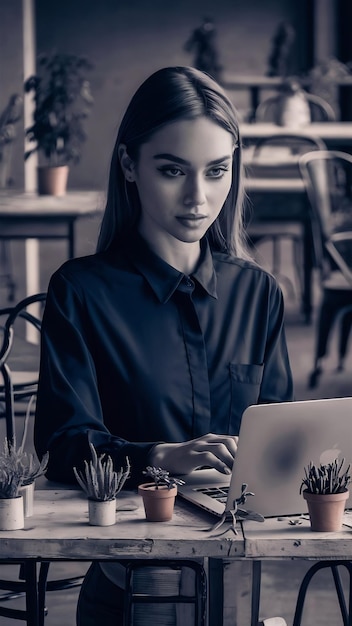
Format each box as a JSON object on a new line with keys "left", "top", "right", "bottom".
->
{"left": 19, "top": 482, "right": 35, "bottom": 517}
{"left": 88, "top": 498, "right": 116, "bottom": 526}
{"left": 0, "top": 496, "right": 24, "bottom": 530}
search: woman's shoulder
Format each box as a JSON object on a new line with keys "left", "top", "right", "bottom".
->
{"left": 213, "top": 250, "right": 277, "bottom": 282}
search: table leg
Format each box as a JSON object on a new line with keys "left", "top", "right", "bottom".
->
{"left": 209, "top": 559, "right": 253, "bottom": 626}
{"left": 23, "top": 560, "right": 40, "bottom": 626}
{"left": 302, "top": 221, "right": 313, "bottom": 324}
{"left": 25, "top": 239, "right": 40, "bottom": 342}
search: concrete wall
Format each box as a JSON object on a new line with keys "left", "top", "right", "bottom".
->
{"left": 2, "top": 0, "right": 309, "bottom": 191}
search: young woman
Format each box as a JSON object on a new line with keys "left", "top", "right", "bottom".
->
{"left": 34, "top": 66, "right": 294, "bottom": 625}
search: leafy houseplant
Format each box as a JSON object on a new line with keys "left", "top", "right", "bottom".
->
{"left": 73, "top": 443, "right": 130, "bottom": 526}
{"left": 300, "top": 458, "right": 351, "bottom": 532}
{"left": 24, "top": 53, "right": 93, "bottom": 195}
{"left": 138, "top": 466, "right": 185, "bottom": 522}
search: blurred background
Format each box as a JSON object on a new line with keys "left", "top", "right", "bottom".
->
{"left": 2, "top": 0, "right": 352, "bottom": 191}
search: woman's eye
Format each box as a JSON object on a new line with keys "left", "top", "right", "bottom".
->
{"left": 207, "top": 167, "right": 229, "bottom": 179}
{"left": 158, "top": 166, "right": 183, "bottom": 178}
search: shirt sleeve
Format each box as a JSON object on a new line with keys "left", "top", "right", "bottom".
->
{"left": 34, "top": 270, "right": 155, "bottom": 488}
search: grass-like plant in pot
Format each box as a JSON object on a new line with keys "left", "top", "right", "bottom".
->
{"left": 0, "top": 439, "right": 49, "bottom": 528}
{"left": 300, "top": 458, "right": 351, "bottom": 531}
{"left": 24, "top": 52, "right": 94, "bottom": 195}
{"left": 138, "top": 466, "right": 185, "bottom": 522}
{"left": 73, "top": 443, "right": 130, "bottom": 526}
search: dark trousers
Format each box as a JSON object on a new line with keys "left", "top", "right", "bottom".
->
{"left": 76, "top": 562, "right": 125, "bottom": 626}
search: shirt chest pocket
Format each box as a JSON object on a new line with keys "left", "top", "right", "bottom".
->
{"left": 229, "top": 363, "right": 264, "bottom": 434}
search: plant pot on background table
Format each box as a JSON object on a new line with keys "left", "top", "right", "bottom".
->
{"left": 74, "top": 443, "right": 130, "bottom": 526}
{"left": 138, "top": 466, "right": 185, "bottom": 522}
{"left": 300, "top": 458, "right": 351, "bottom": 531}
{"left": 0, "top": 439, "right": 47, "bottom": 530}
{"left": 0, "top": 439, "right": 49, "bottom": 528}
{"left": 24, "top": 53, "right": 94, "bottom": 196}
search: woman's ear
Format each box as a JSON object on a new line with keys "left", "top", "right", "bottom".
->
{"left": 118, "top": 144, "right": 136, "bottom": 182}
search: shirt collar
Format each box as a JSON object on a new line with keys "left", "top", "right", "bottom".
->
{"left": 128, "top": 234, "right": 218, "bottom": 303}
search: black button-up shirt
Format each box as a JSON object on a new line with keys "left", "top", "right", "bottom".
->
{"left": 35, "top": 235, "right": 293, "bottom": 486}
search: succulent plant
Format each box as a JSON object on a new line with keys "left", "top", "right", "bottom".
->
{"left": 142, "top": 466, "right": 185, "bottom": 490}
{"left": 0, "top": 439, "right": 49, "bottom": 498}
{"left": 300, "top": 458, "right": 351, "bottom": 495}
{"left": 73, "top": 443, "right": 130, "bottom": 502}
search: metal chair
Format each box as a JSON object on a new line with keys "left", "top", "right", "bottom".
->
{"left": 124, "top": 560, "right": 207, "bottom": 626}
{"left": 299, "top": 150, "right": 352, "bottom": 388}
{"left": 245, "top": 133, "right": 327, "bottom": 308}
{"left": 292, "top": 561, "right": 352, "bottom": 626}
{"left": 0, "top": 292, "right": 84, "bottom": 625}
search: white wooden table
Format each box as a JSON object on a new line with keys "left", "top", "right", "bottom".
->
{"left": 3, "top": 489, "right": 352, "bottom": 626}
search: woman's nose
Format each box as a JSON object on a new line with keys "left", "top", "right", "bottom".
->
{"left": 183, "top": 175, "right": 206, "bottom": 206}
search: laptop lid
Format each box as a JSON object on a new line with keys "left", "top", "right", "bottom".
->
{"left": 178, "top": 397, "right": 352, "bottom": 518}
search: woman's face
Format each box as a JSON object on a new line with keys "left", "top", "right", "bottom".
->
{"left": 122, "top": 117, "right": 234, "bottom": 250}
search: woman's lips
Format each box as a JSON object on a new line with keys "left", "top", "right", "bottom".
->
{"left": 176, "top": 215, "right": 208, "bottom": 227}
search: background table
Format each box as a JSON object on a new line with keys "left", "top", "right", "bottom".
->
{"left": 240, "top": 122, "right": 352, "bottom": 150}
{"left": 0, "top": 191, "right": 103, "bottom": 316}
{"left": 0, "top": 191, "right": 103, "bottom": 258}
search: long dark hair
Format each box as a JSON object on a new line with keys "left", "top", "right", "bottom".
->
{"left": 97, "top": 66, "right": 249, "bottom": 258}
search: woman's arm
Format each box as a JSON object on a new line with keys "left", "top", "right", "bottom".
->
{"left": 34, "top": 271, "right": 155, "bottom": 487}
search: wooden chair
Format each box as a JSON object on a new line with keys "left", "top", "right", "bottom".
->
{"left": 299, "top": 150, "right": 352, "bottom": 387}
{"left": 0, "top": 293, "right": 84, "bottom": 625}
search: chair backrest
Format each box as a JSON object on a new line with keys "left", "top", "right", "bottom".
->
{"left": 247, "top": 133, "right": 327, "bottom": 179}
{"left": 254, "top": 91, "right": 336, "bottom": 123}
{"left": 0, "top": 293, "right": 46, "bottom": 445}
{"left": 299, "top": 150, "right": 352, "bottom": 284}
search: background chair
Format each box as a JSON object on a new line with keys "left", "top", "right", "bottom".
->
{"left": 299, "top": 150, "right": 352, "bottom": 388}
{"left": 245, "top": 133, "right": 327, "bottom": 313}
{"left": 0, "top": 293, "right": 84, "bottom": 625}
{"left": 254, "top": 89, "right": 336, "bottom": 123}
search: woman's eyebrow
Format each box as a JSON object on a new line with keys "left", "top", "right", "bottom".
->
{"left": 153, "top": 153, "right": 232, "bottom": 166}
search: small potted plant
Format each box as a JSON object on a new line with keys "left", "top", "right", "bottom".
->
{"left": 24, "top": 52, "right": 94, "bottom": 196}
{"left": 0, "top": 439, "right": 49, "bottom": 527}
{"left": 73, "top": 443, "right": 130, "bottom": 526}
{"left": 138, "top": 466, "right": 185, "bottom": 522}
{"left": 300, "top": 458, "right": 351, "bottom": 531}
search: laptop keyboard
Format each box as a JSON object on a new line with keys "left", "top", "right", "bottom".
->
{"left": 196, "top": 486, "right": 229, "bottom": 504}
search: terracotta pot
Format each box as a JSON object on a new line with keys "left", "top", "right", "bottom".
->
{"left": 138, "top": 483, "right": 177, "bottom": 522}
{"left": 303, "top": 489, "right": 349, "bottom": 532}
{"left": 88, "top": 498, "right": 116, "bottom": 526}
{"left": 0, "top": 496, "right": 24, "bottom": 530}
{"left": 37, "top": 165, "right": 69, "bottom": 196}
{"left": 19, "top": 482, "right": 35, "bottom": 517}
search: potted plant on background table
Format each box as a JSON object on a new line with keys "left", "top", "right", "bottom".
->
{"left": 300, "top": 458, "right": 351, "bottom": 531}
{"left": 0, "top": 439, "right": 48, "bottom": 529}
{"left": 138, "top": 466, "right": 185, "bottom": 522}
{"left": 24, "top": 53, "right": 94, "bottom": 196}
{"left": 73, "top": 443, "right": 130, "bottom": 526}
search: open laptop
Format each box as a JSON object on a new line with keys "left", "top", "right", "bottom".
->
{"left": 178, "top": 397, "right": 352, "bottom": 518}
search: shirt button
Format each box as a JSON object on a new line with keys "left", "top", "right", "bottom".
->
{"left": 185, "top": 277, "right": 194, "bottom": 288}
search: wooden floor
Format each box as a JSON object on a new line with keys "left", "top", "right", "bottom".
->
{"left": 0, "top": 216, "right": 351, "bottom": 625}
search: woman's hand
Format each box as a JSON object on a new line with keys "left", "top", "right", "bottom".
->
{"left": 148, "top": 433, "right": 238, "bottom": 476}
